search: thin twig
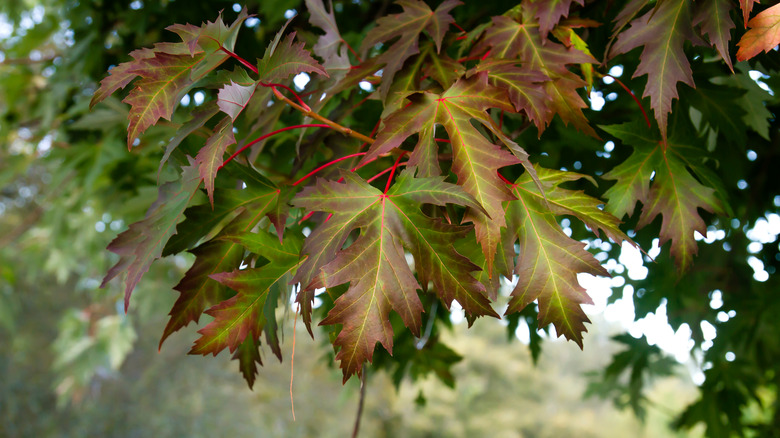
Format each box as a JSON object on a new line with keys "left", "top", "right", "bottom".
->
{"left": 351, "top": 370, "right": 367, "bottom": 438}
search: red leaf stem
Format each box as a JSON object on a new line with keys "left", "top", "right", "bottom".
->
{"left": 292, "top": 152, "right": 368, "bottom": 186}
{"left": 606, "top": 74, "right": 651, "bottom": 129}
{"left": 434, "top": 138, "right": 451, "bottom": 143}
{"left": 497, "top": 171, "right": 514, "bottom": 186}
{"left": 384, "top": 151, "right": 409, "bottom": 194}
{"left": 220, "top": 46, "right": 259, "bottom": 74}
{"left": 366, "top": 161, "right": 408, "bottom": 184}
{"left": 221, "top": 124, "right": 331, "bottom": 169}
{"left": 343, "top": 39, "right": 362, "bottom": 63}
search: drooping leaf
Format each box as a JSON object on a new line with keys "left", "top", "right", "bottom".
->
{"left": 195, "top": 117, "right": 236, "bottom": 205}
{"left": 503, "top": 169, "right": 606, "bottom": 348}
{"left": 359, "top": 0, "right": 461, "bottom": 99}
{"left": 292, "top": 171, "right": 494, "bottom": 380}
{"left": 90, "top": 48, "right": 154, "bottom": 108}
{"left": 739, "top": 0, "right": 759, "bottom": 27}
{"left": 736, "top": 3, "right": 780, "bottom": 62}
{"left": 601, "top": 121, "right": 727, "bottom": 272}
{"left": 190, "top": 230, "right": 302, "bottom": 357}
{"left": 232, "top": 335, "right": 263, "bottom": 389}
{"left": 610, "top": 0, "right": 695, "bottom": 140}
{"left": 102, "top": 162, "right": 201, "bottom": 310}
{"left": 694, "top": 0, "right": 735, "bottom": 72}
{"left": 359, "top": 74, "right": 524, "bottom": 272}
{"left": 159, "top": 167, "right": 282, "bottom": 347}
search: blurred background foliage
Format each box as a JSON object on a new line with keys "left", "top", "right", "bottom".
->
{"left": 1, "top": 0, "right": 778, "bottom": 436}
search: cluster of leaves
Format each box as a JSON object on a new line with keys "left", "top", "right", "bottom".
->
{"left": 85, "top": 0, "right": 780, "bottom": 435}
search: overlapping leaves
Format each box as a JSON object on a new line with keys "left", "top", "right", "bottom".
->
{"left": 292, "top": 171, "right": 493, "bottom": 380}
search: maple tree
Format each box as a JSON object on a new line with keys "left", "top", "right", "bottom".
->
{"left": 3, "top": 0, "right": 780, "bottom": 436}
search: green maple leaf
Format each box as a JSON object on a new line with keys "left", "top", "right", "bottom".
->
{"left": 601, "top": 121, "right": 728, "bottom": 272}
{"left": 683, "top": 84, "right": 747, "bottom": 146}
{"left": 190, "top": 230, "right": 302, "bottom": 357}
{"left": 504, "top": 169, "right": 610, "bottom": 348}
{"left": 359, "top": 73, "right": 533, "bottom": 273}
{"left": 359, "top": 0, "right": 461, "bottom": 100}
{"left": 158, "top": 103, "right": 220, "bottom": 177}
{"left": 292, "top": 171, "right": 495, "bottom": 380}
{"left": 102, "top": 161, "right": 201, "bottom": 311}
{"left": 159, "top": 165, "right": 283, "bottom": 347}
{"left": 232, "top": 336, "right": 263, "bottom": 389}
{"left": 610, "top": 0, "right": 695, "bottom": 140}
{"left": 693, "top": 0, "right": 735, "bottom": 72}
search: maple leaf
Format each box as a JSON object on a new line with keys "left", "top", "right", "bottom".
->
{"left": 90, "top": 48, "right": 154, "bottom": 108}
{"left": 195, "top": 117, "right": 236, "bottom": 205}
{"left": 292, "top": 172, "right": 494, "bottom": 380}
{"left": 470, "top": 60, "right": 551, "bottom": 131}
{"left": 601, "top": 122, "right": 728, "bottom": 272}
{"left": 504, "top": 168, "right": 611, "bottom": 348}
{"left": 694, "top": 0, "right": 735, "bottom": 72}
{"left": 122, "top": 52, "right": 206, "bottom": 148}
{"left": 305, "top": 0, "right": 351, "bottom": 71}
{"left": 736, "top": 3, "right": 780, "bottom": 62}
{"left": 102, "top": 161, "right": 201, "bottom": 311}
{"left": 359, "top": 73, "right": 528, "bottom": 273}
{"left": 218, "top": 81, "right": 257, "bottom": 121}
{"left": 232, "top": 336, "right": 263, "bottom": 389}
{"left": 740, "top": 0, "right": 759, "bottom": 27}
{"left": 521, "top": 166, "right": 635, "bottom": 247}
{"left": 476, "top": 15, "right": 597, "bottom": 137}
{"left": 359, "top": 0, "right": 461, "bottom": 100}
{"left": 527, "top": 0, "right": 584, "bottom": 39}
{"left": 158, "top": 103, "right": 220, "bottom": 177}
{"left": 610, "top": 0, "right": 695, "bottom": 140}
{"left": 190, "top": 230, "right": 302, "bottom": 357}
{"left": 92, "top": 10, "right": 248, "bottom": 147}
{"left": 256, "top": 32, "right": 328, "bottom": 83}
{"left": 159, "top": 165, "right": 282, "bottom": 347}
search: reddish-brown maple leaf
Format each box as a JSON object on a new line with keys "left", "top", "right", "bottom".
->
{"left": 610, "top": 0, "right": 695, "bottom": 140}
{"left": 359, "top": 0, "right": 461, "bottom": 100}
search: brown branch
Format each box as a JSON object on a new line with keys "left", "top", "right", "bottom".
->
{"left": 351, "top": 370, "right": 368, "bottom": 438}
{"left": 272, "top": 87, "right": 375, "bottom": 145}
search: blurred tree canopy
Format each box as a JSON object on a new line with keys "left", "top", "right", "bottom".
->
{"left": 1, "top": 1, "right": 779, "bottom": 437}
